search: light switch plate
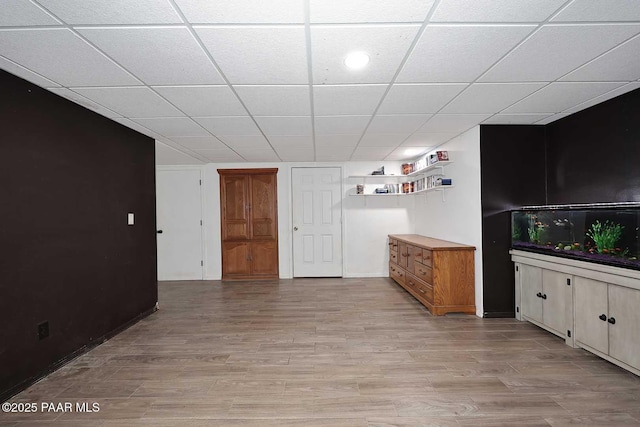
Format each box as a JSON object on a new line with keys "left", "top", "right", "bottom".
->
{"left": 128, "top": 213, "right": 134, "bottom": 225}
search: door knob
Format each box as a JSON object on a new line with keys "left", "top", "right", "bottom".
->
{"left": 294, "top": 227, "right": 298, "bottom": 231}
{"left": 607, "top": 317, "right": 616, "bottom": 325}
{"left": 157, "top": 230, "right": 163, "bottom": 234}
{"left": 599, "top": 314, "right": 607, "bottom": 321}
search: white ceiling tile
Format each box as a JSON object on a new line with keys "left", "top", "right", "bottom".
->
{"left": 535, "top": 113, "right": 572, "bottom": 124}
{"left": 254, "top": 116, "right": 312, "bottom": 136}
{"left": 482, "top": 114, "right": 552, "bottom": 124}
{"left": 311, "top": 25, "right": 420, "bottom": 84}
{"left": 193, "top": 148, "right": 244, "bottom": 162}
{"left": 351, "top": 146, "right": 395, "bottom": 160}
{"left": 113, "top": 117, "right": 166, "bottom": 140}
{"left": 153, "top": 85, "right": 246, "bottom": 116}
{"left": 431, "top": 0, "right": 565, "bottom": 22}
{"left": 268, "top": 136, "right": 314, "bottom": 149}
{"left": 0, "top": 0, "right": 59, "bottom": 26}
{"left": 234, "top": 85, "right": 310, "bottom": 116}
{"left": 398, "top": 25, "right": 534, "bottom": 83}
{"left": 73, "top": 87, "right": 183, "bottom": 117}
{"left": 418, "top": 114, "right": 491, "bottom": 132}
{"left": 78, "top": 27, "right": 223, "bottom": 85}
{"left": 39, "top": 0, "right": 182, "bottom": 24}
{"left": 0, "top": 56, "right": 60, "bottom": 87}
{"left": 48, "top": 88, "right": 122, "bottom": 118}
{"left": 387, "top": 146, "right": 431, "bottom": 161}
{"left": 562, "top": 34, "right": 640, "bottom": 82}
{"left": 0, "top": 29, "right": 138, "bottom": 86}
{"left": 401, "top": 132, "right": 458, "bottom": 146}
{"left": 194, "top": 116, "right": 261, "bottom": 136}
{"left": 441, "top": 83, "right": 547, "bottom": 113}
{"left": 315, "top": 134, "right": 361, "bottom": 147}
{"left": 481, "top": 24, "right": 640, "bottom": 82}
{"left": 561, "top": 82, "right": 640, "bottom": 114}
{"left": 359, "top": 133, "right": 408, "bottom": 146}
{"left": 276, "top": 148, "right": 315, "bottom": 162}
{"left": 196, "top": 26, "right": 308, "bottom": 84}
{"left": 503, "top": 82, "right": 627, "bottom": 113}
{"left": 378, "top": 84, "right": 467, "bottom": 114}
{"left": 169, "top": 136, "right": 227, "bottom": 150}
{"left": 316, "top": 151, "right": 351, "bottom": 161}
{"left": 552, "top": 0, "right": 640, "bottom": 22}
{"left": 156, "top": 141, "right": 204, "bottom": 165}
{"left": 217, "top": 135, "right": 271, "bottom": 148}
{"left": 175, "top": 0, "right": 304, "bottom": 24}
{"left": 235, "top": 148, "right": 281, "bottom": 162}
{"left": 132, "top": 117, "right": 209, "bottom": 137}
{"left": 313, "top": 85, "right": 387, "bottom": 115}
{"left": 315, "top": 116, "right": 371, "bottom": 134}
{"left": 310, "top": 0, "right": 434, "bottom": 23}
{"left": 367, "top": 114, "right": 431, "bottom": 134}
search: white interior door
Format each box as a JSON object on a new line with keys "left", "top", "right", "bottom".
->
{"left": 292, "top": 167, "right": 343, "bottom": 277}
{"left": 156, "top": 169, "right": 203, "bottom": 280}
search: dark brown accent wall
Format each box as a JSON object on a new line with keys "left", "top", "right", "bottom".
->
{"left": 480, "top": 87, "right": 640, "bottom": 317}
{"left": 0, "top": 69, "right": 157, "bottom": 401}
{"left": 480, "top": 125, "right": 547, "bottom": 317}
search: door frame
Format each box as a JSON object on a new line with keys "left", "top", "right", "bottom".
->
{"left": 290, "top": 165, "right": 345, "bottom": 278}
{"left": 156, "top": 165, "right": 205, "bottom": 280}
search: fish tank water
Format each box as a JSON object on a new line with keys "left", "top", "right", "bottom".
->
{"left": 511, "top": 204, "right": 640, "bottom": 270}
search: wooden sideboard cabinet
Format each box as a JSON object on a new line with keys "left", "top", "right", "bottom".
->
{"left": 388, "top": 234, "right": 476, "bottom": 316}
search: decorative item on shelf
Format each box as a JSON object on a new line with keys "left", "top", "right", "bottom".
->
{"left": 374, "top": 187, "right": 389, "bottom": 194}
{"left": 356, "top": 184, "right": 364, "bottom": 195}
{"left": 401, "top": 163, "right": 413, "bottom": 175}
{"left": 414, "top": 177, "right": 425, "bottom": 192}
{"left": 429, "top": 150, "right": 449, "bottom": 165}
{"left": 435, "top": 178, "right": 452, "bottom": 186}
{"left": 371, "top": 166, "right": 385, "bottom": 175}
{"left": 415, "top": 157, "right": 427, "bottom": 171}
{"left": 384, "top": 183, "right": 399, "bottom": 194}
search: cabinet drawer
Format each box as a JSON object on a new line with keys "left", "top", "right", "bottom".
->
{"left": 389, "top": 262, "right": 405, "bottom": 285}
{"left": 422, "top": 249, "right": 433, "bottom": 267}
{"left": 388, "top": 239, "right": 398, "bottom": 252}
{"left": 406, "top": 273, "right": 434, "bottom": 304}
{"left": 414, "top": 261, "right": 433, "bottom": 284}
{"left": 411, "top": 247, "right": 423, "bottom": 261}
{"left": 390, "top": 250, "right": 398, "bottom": 263}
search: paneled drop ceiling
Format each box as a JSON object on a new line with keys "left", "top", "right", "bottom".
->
{"left": 2, "top": 0, "right": 640, "bottom": 164}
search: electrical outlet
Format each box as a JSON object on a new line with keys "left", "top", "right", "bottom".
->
{"left": 38, "top": 321, "right": 49, "bottom": 340}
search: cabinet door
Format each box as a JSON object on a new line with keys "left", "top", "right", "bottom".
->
{"left": 520, "top": 265, "right": 543, "bottom": 323}
{"left": 541, "top": 269, "right": 567, "bottom": 335}
{"left": 250, "top": 241, "right": 278, "bottom": 276}
{"left": 250, "top": 174, "right": 277, "bottom": 240}
{"left": 574, "top": 277, "right": 608, "bottom": 355}
{"left": 398, "top": 242, "right": 408, "bottom": 268}
{"left": 221, "top": 175, "right": 249, "bottom": 240}
{"left": 406, "top": 245, "right": 417, "bottom": 275}
{"left": 608, "top": 285, "right": 640, "bottom": 370}
{"left": 222, "top": 242, "right": 251, "bottom": 276}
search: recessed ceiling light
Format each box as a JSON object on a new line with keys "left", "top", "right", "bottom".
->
{"left": 344, "top": 51, "right": 370, "bottom": 70}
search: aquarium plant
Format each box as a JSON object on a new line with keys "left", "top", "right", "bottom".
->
{"left": 527, "top": 221, "right": 545, "bottom": 244}
{"left": 586, "top": 220, "right": 624, "bottom": 254}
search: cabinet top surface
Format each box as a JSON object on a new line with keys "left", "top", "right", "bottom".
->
{"left": 389, "top": 234, "right": 476, "bottom": 251}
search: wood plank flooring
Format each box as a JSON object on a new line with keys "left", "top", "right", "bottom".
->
{"left": 3, "top": 278, "right": 640, "bottom": 426}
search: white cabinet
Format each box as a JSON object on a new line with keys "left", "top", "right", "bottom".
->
{"left": 517, "top": 264, "right": 569, "bottom": 340}
{"left": 575, "top": 277, "right": 640, "bottom": 373}
{"left": 512, "top": 249, "right": 640, "bottom": 376}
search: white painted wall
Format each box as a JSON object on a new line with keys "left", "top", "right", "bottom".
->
{"left": 413, "top": 127, "right": 484, "bottom": 316}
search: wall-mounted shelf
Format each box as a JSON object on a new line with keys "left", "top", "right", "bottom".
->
{"left": 349, "top": 185, "right": 454, "bottom": 201}
{"left": 406, "top": 160, "right": 453, "bottom": 178}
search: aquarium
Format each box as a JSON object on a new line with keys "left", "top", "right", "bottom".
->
{"left": 511, "top": 204, "right": 640, "bottom": 270}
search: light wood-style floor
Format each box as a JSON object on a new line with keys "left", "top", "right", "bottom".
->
{"left": 4, "top": 278, "right": 640, "bottom": 426}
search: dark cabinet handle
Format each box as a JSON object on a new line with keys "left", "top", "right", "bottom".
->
{"left": 536, "top": 292, "right": 542, "bottom": 298}
{"left": 599, "top": 314, "right": 607, "bottom": 321}
{"left": 157, "top": 230, "right": 163, "bottom": 234}
{"left": 541, "top": 294, "right": 547, "bottom": 300}
{"left": 607, "top": 317, "right": 616, "bottom": 325}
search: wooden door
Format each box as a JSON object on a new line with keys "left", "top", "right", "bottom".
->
{"left": 251, "top": 241, "right": 279, "bottom": 276}
{"left": 220, "top": 174, "right": 249, "bottom": 240}
{"left": 520, "top": 264, "right": 543, "bottom": 323}
{"left": 222, "top": 242, "right": 251, "bottom": 276}
{"left": 608, "top": 285, "right": 640, "bottom": 370}
{"left": 541, "top": 269, "right": 567, "bottom": 335}
{"left": 574, "top": 277, "right": 608, "bottom": 355}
